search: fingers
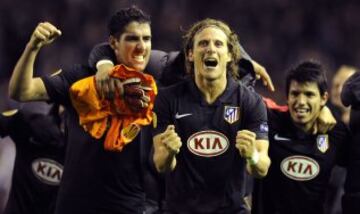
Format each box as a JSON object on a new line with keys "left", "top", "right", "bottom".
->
{"left": 236, "top": 130, "right": 256, "bottom": 158}
{"left": 312, "top": 121, "right": 319, "bottom": 135}
{"left": 251, "top": 60, "right": 275, "bottom": 92}
{"left": 161, "top": 125, "right": 182, "bottom": 154}
{"left": 122, "top": 77, "right": 141, "bottom": 85}
{"left": 32, "top": 22, "right": 62, "bottom": 47}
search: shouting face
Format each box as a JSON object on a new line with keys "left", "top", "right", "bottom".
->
{"left": 110, "top": 21, "right": 151, "bottom": 72}
{"left": 188, "top": 26, "right": 232, "bottom": 82}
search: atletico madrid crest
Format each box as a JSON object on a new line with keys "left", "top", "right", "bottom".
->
{"left": 224, "top": 106, "right": 240, "bottom": 124}
{"left": 316, "top": 134, "right": 329, "bottom": 153}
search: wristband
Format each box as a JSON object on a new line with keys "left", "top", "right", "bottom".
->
{"left": 247, "top": 149, "right": 259, "bottom": 165}
{"left": 96, "top": 59, "right": 114, "bottom": 70}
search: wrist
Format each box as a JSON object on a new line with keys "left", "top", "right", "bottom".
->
{"left": 96, "top": 59, "right": 114, "bottom": 70}
{"left": 246, "top": 149, "right": 259, "bottom": 166}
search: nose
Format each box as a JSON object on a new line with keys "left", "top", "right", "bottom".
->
{"left": 206, "top": 41, "right": 216, "bottom": 53}
{"left": 297, "top": 94, "right": 306, "bottom": 105}
{"left": 136, "top": 39, "right": 145, "bottom": 52}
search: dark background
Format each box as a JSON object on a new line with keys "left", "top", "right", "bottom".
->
{"left": 1, "top": 0, "right": 360, "bottom": 109}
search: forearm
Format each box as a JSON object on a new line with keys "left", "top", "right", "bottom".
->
{"left": 9, "top": 43, "right": 48, "bottom": 102}
{"left": 246, "top": 140, "right": 271, "bottom": 178}
{"left": 153, "top": 144, "right": 177, "bottom": 173}
{"left": 9, "top": 43, "right": 40, "bottom": 100}
{"left": 246, "top": 151, "right": 271, "bottom": 178}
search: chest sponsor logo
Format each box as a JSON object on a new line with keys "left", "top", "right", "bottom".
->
{"left": 224, "top": 106, "right": 240, "bottom": 124}
{"left": 32, "top": 158, "right": 63, "bottom": 185}
{"left": 280, "top": 156, "right": 320, "bottom": 181}
{"left": 317, "top": 134, "right": 329, "bottom": 153}
{"left": 187, "top": 130, "right": 229, "bottom": 157}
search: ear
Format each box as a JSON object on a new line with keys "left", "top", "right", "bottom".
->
{"left": 109, "top": 35, "right": 117, "bottom": 50}
{"left": 188, "top": 49, "right": 194, "bottom": 62}
{"left": 320, "top": 91, "right": 329, "bottom": 107}
{"left": 226, "top": 52, "right": 232, "bottom": 63}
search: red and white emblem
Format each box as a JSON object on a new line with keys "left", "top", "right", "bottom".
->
{"left": 187, "top": 130, "right": 229, "bottom": 157}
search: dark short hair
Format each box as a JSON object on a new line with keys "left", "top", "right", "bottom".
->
{"left": 285, "top": 60, "right": 328, "bottom": 96}
{"left": 183, "top": 18, "right": 241, "bottom": 78}
{"left": 108, "top": 6, "right": 150, "bottom": 38}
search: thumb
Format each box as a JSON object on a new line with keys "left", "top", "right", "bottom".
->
{"left": 166, "top": 125, "right": 175, "bottom": 132}
{"left": 312, "top": 121, "right": 318, "bottom": 135}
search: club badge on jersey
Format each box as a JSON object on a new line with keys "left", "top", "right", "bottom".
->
{"left": 316, "top": 134, "right": 329, "bottom": 153}
{"left": 224, "top": 106, "right": 240, "bottom": 124}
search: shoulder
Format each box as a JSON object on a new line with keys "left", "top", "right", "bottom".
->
{"left": 158, "top": 78, "right": 189, "bottom": 96}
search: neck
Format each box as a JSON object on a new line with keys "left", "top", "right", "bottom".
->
{"left": 294, "top": 119, "right": 316, "bottom": 134}
{"left": 195, "top": 75, "right": 227, "bottom": 104}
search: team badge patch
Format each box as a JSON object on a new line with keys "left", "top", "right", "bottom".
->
{"left": 224, "top": 106, "right": 240, "bottom": 124}
{"left": 316, "top": 134, "right": 329, "bottom": 153}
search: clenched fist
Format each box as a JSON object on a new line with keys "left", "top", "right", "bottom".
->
{"left": 235, "top": 130, "right": 257, "bottom": 159}
{"left": 160, "top": 125, "right": 182, "bottom": 154}
{"left": 29, "top": 22, "right": 62, "bottom": 50}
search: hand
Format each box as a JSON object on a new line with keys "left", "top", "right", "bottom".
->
{"left": 123, "top": 83, "right": 152, "bottom": 112}
{"left": 236, "top": 130, "right": 257, "bottom": 159}
{"left": 312, "top": 106, "right": 337, "bottom": 134}
{"left": 160, "top": 125, "right": 182, "bottom": 155}
{"left": 250, "top": 60, "right": 275, "bottom": 92}
{"left": 29, "top": 22, "right": 62, "bottom": 50}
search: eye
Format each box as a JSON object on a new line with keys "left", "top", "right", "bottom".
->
{"left": 143, "top": 36, "right": 151, "bottom": 42}
{"left": 215, "top": 40, "right": 224, "bottom": 47}
{"left": 290, "top": 91, "right": 299, "bottom": 97}
{"left": 198, "top": 40, "right": 208, "bottom": 47}
{"left": 125, "top": 35, "right": 139, "bottom": 41}
{"left": 305, "top": 92, "right": 316, "bottom": 97}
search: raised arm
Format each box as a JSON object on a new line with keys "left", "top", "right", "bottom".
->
{"left": 9, "top": 22, "right": 61, "bottom": 101}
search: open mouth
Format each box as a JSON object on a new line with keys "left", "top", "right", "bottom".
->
{"left": 294, "top": 108, "right": 310, "bottom": 117}
{"left": 204, "top": 58, "right": 218, "bottom": 68}
{"left": 133, "top": 55, "right": 145, "bottom": 63}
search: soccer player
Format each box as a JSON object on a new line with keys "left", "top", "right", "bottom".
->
{"left": 0, "top": 104, "right": 65, "bottom": 214}
{"left": 253, "top": 61, "right": 351, "bottom": 214}
{"left": 152, "top": 18, "right": 270, "bottom": 213}
{"left": 8, "top": 7, "right": 154, "bottom": 214}
{"left": 341, "top": 70, "right": 360, "bottom": 214}
{"left": 87, "top": 26, "right": 274, "bottom": 214}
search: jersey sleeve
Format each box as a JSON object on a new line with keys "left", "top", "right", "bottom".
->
{"left": 88, "top": 43, "right": 116, "bottom": 70}
{"left": 0, "top": 113, "right": 13, "bottom": 138}
{"left": 332, "top": 121, "right": 352, "bottom": 166}
{"left": 0, "top": 110, "right": 26, "bottom": 140}
{"left": 41, "top": 64, "right": 92, "bottom": 107}
{"left": 241, "top": 88, "right": 269, "bottom": 140}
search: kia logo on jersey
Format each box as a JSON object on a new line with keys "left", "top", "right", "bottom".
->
{"left": 187, "top": 130, "right": 229, "bottom": 157}
{"left": 32, "top": 158, "right": 63, "bottom": 185}
{"left": 280, "top": 156, "right": 320, "bottom": 181}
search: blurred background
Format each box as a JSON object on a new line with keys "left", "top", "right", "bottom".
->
{"left": 1, "top": 0, "right": 360, "bottom": 109}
